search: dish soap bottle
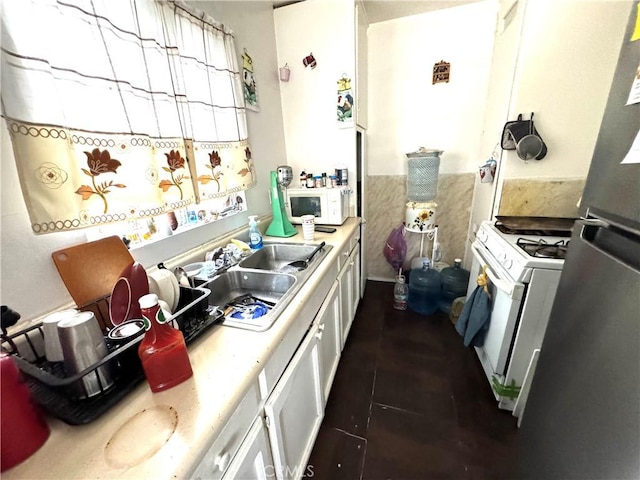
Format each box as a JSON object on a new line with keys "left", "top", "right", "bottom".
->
{"left": 393, "top": 272, "right": 408, "bottom": 310}
{"left": 138, "top": 293, "right": 193, "bottom": 393}
{"left": 248, "top": 215, "right": 263, "bottom": 250}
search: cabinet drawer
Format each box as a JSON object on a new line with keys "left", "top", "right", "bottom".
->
{"left": 337, "top": 228, "right": 360, "bottom": 270}
{"left": 190, "top": 382, "right": 261, "bottom": 480}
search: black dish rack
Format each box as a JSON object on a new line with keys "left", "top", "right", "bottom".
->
{"left": 0, "top": 286, "right": 223, "bottom": 425}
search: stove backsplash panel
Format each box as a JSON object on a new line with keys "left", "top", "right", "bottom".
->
{"left": 499, "top": 178, "right": 585, "bottom": 218}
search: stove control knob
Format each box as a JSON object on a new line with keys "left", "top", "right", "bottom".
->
{"left": 497, "top": 252, "right": 507, "bottom": 263}
{"left": 502, "top": 258, "right": 513, "bottom": 269}
{"left": 477, "top": 228, "right": 488, "bottom": 243}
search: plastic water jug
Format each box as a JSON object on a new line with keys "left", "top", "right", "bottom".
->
{"left": 438, "top": 259, "right": 470, "bottom": 314}
{"left": 408, "top": 260, "right": 441, "bottom": 315}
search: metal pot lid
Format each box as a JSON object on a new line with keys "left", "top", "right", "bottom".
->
{"left": 406, "top": 147, "right": 444, "bottom": 158}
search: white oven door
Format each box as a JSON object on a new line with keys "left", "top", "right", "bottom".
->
{"left": 469, "top": 242, "right": 525, "bottom": 380}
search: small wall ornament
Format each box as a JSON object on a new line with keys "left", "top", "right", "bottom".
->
{"left": 337, "top": 74, "right": 354, "bottom": 127}
{"left": 242, "top": 48, "right": 259, "bottom": 111}
{"left": 432, "top": 60, "right": 450, "bottom": 85}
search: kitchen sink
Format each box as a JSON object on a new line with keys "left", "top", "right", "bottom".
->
{"left": 238, "top": 243, "right": 326, "bottom": 272}
{"left": 203, "top": 270, "right": 297, "bottom": 331}
{"left": 202, "top": 242, "right": 332, "bottom": 331}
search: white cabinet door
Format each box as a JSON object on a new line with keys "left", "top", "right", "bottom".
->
{"left": 315, "top": 281, "right": 341, "bottom": 404}
{"left": 338, "top": 254, "right": 353, "bottom": 350}
{"left": 222, "top": 417, "right": 275, "bottom": 480}
{"left": 339, "top": 238, "right": 362, "bottom": 348}
{"left": 264, "top": 324, "right": 323, "bottom": 480}
{"left": 350, "top": 242, "right": 361, "bottom": 316}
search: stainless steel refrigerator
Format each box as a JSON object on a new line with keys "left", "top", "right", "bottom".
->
{"left": 515, "top": 2, "right": 640, "bottom": 479}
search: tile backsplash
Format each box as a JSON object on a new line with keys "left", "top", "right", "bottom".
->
{"left": 366, "top": 174, "right": 474, "bottom": 280}
{"left": 498, "top": 178, "right": 585, "bottom": 217}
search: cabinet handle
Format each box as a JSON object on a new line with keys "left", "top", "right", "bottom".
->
{"left": 350, "top": 261, "right": 354, "bottom": 266}
{"left": 315, "top": 331, "right": 324, "bottom": 340}
{"left": 343, "top": 251, "right": 349, "bottom": 257}
{"left": 214, "top": 452, "right": 231, "bottom": 472}
{"left": 318, "top": 324, "right": 325, "bottom": 332}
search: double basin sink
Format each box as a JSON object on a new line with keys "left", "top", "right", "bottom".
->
{"left": 201, "top": 242, "right": 332, "bottom": 331}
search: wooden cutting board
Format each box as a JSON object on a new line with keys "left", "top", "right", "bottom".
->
{"left": 52, "top": 236, "right": 134, "bottom": 308}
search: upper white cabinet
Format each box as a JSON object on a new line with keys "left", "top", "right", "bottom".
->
{"left": 355, "top": 1, "right": 368, "bottom": 129}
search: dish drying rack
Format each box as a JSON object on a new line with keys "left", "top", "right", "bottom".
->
{"left": 0, "top": 286, "right": 221, "bottom": 425}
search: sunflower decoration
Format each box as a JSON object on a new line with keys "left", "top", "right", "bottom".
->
{"left": 411, "top": 208, "right": 435, "bottom": 231}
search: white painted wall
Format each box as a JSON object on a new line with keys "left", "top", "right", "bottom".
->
{"left": 367, "top": 1, "right": 499, "bottom": 176}
{"left": 466, "top": 0, "right": 631, "bottom": 266}
{"left": 0, "top": 1, "right": 285, "bottom": 321}
{"left": 274, "top": 0, "right": 356, "bottom": 180}
{"left": 501, "top": 0, "right": 631, "bottom": 181}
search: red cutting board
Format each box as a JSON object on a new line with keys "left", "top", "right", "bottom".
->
{"left": 51, "top": 236, "right": 134, "bottom": 308}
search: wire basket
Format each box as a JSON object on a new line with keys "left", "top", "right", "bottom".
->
{"left": 0, "top": 286, "right": 221, "bottom": 425}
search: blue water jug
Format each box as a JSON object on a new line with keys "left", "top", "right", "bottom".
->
{"left": 438, "top": 258, "right": 470, "bottom": 314}
{"left": 408, "top": 260, "right": 441, "bottom": 315}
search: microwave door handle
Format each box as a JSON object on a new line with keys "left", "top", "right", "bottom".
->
{"left": 470, "top": 244, "right": 523, "bottom": 300}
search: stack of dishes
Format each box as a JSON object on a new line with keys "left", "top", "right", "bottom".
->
{"left": 148, "top": 269, "right": 180, "bottom": 313}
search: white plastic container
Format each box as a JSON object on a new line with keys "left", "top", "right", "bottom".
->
{"left": 405, "top": 201, "right": 437, "bottom": 232}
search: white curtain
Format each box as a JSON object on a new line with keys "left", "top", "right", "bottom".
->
{"left": 1, "top": 0, "right": 254, "bottom": 234}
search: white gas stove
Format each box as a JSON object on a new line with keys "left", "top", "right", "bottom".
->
{"left": 467, "top": 219, "right": 573, "bottom": 420}
{"left": 475, "top": 221, "right": 568, "bottom": 282}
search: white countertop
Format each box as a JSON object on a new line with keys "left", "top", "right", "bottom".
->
{"left": 4, "top": 218, "right": 360, "bottom": 479}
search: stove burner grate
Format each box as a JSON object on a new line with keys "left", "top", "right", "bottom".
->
{"left": 516, "top": 238, "right": 569, "bottom": 259}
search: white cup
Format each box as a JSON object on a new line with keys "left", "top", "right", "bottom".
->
{"left": 301, "top": 214, "right": 315, "bottom": 241}
{"left": 42, "top": 309, "right": 78, "bottom": 362}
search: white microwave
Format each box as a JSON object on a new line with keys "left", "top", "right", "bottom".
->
{"left": 286, "top": 187, "right": 351, "bottom": 225}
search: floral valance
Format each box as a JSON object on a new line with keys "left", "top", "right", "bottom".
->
{"left": 1, "top": 0, "right": 255, "bottom": 234}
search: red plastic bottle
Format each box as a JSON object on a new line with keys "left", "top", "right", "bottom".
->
{"left": 138, "top": 293, "right": 193, "bottom": 393}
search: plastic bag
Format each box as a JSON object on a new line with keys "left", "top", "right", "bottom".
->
{"left": 383, "top": 224, "right": 407, "bottom": 270}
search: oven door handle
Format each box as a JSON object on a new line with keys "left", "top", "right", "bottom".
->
{"left": 471, "top": 243, "right": 524, "bottom": 301}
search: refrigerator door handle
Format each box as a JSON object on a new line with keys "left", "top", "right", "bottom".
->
{"left": 579, "top": 217, "right": 609, "bottom": 228}
{"left": 578, "top": 217, "right": 640, "bottom": 273}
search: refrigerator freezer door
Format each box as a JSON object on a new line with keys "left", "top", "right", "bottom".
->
{"left": 580, "top": 3, "right": 640, "bottom": 223}
{"left": 516, "top": 218, "right": 640, "bottom": 479}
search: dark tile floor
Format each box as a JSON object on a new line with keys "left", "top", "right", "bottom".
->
{"left": 305, "top": 281, "right": 518, "bottom": 480}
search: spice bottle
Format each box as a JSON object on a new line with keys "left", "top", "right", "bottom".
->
{"left": 306, "top": 174, "right": 315, "bottom": 188}
{"left": 138, "top": 293, "right": 193, "bottom": 393}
